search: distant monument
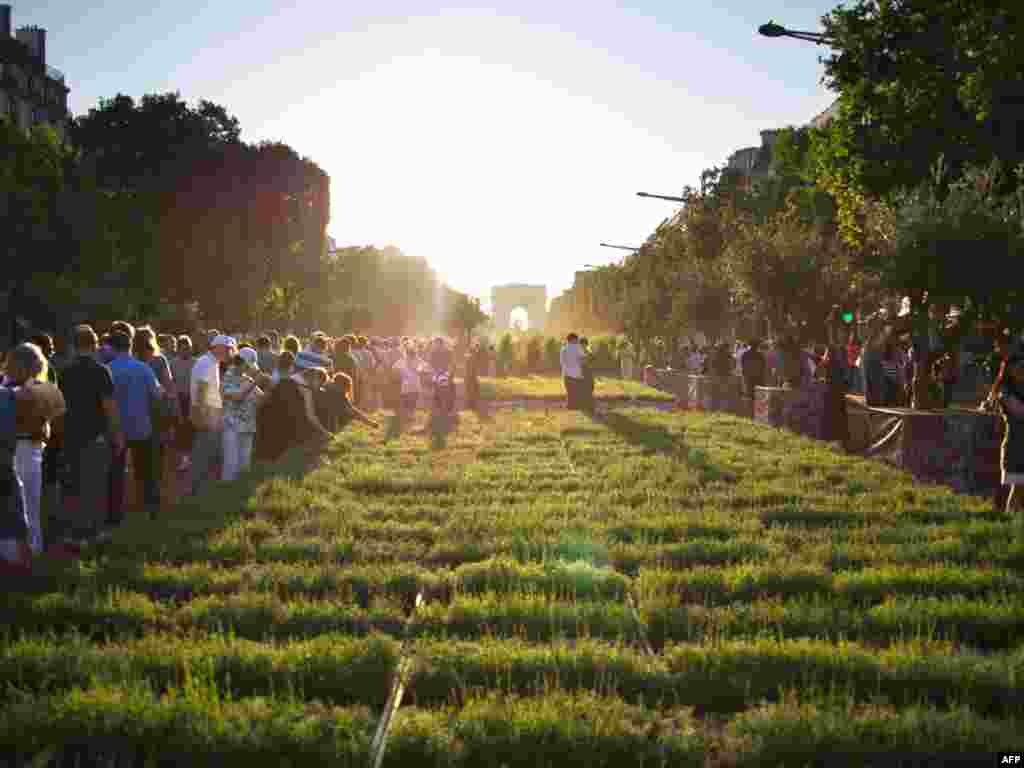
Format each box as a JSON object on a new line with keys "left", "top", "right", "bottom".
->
{"left": 491, "top": 284, "right": 548, "bottom": 331}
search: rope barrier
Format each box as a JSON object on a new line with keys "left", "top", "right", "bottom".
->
{"left": 369, "top": 592, "right": 424, "bottom": 768}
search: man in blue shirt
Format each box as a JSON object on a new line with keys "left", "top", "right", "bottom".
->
{"left": 107, "top": 329, "right": 162, "bottom": 525}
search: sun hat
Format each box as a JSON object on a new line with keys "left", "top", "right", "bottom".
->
{"left": 238, "top": 347, "right": 259, "bottom": 367}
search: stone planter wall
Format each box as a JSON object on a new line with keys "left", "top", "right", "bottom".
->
{"left": 753, "top": 384, "right": 828, "bottom": 440}
{"left": 650, "top": 369, "right": 689, "bottom": 402}
{"left": 687, "top": 375, "right": 745, "bottom": 416}
{"left": 851, "top": 404, "right": 1003, "bottom": 495}
{"left": 650, "top": 370, "right": 1002, "bottom": 498}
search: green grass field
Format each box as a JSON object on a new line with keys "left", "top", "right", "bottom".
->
{"left": 2, "top": 406, "right": 1023, "bottom": 766}
{"left": 479, "top": 374, "right": 673, "bottom": 401}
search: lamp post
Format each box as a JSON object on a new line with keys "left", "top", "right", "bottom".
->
{"left": 757, "top": 21, "right": 832, "bottom": 45}
{"left": 598, "top": 243, "right": 641, "bottom": 252}
{"left": 636, "top": 191, "right": 686, "bottom": 203}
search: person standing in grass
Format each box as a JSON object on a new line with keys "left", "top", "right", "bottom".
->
{"left": 997, "top": 350, "right": 1024, "bottom": 514}
{"left": 394, "top": 345, "right": 425, "bottom": 428}
{"left": 256, "top": 336, "right": 276, "bottom": 375}
{"left": 332, "top": 337, "right": 358, "bottom": 403}
{"left": 56, "top": 325, "right": 124, "bottom": 545}
{"left": 107, "top": 329, "right": 163, "bottom": 523}
{"left": 221, "top": 348, "right": 267, "bottom": 482}
{"left": 190, "top": 335, "right": 235, "bottom": 497}
{"left": 135, "top": 327, "right": 178, "bottom": 511}
{"left": 254, "top": 364, "right": 332, "bottom": 462}
{"left": 272, "top": 349, "right": 295, "bottom": 385}
{"left": 317, "top": 372, "right": 379, "bottom": 433}
{"left": 6, "top": 343, "right": 66, "bottom": 554}
{"left": 172, "top": 336, "right": 194, "bottom": 472}
{"left": 560, "top": 333, "right": 584, "bottom": 410}
{"left": 740, "top": 340, "right": 767, "bottom": 400}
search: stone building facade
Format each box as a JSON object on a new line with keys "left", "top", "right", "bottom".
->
{"left": 0, "top": 4, "right": 69, "bottom": 142}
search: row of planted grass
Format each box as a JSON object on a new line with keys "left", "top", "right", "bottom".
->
{"left": 5, "top": 405, "right": 1024, "bottom": 763}
{"left": 8, "top": 587, "right": 1024, "bottom": 652}
{"left": 76, "top": 557, "right": 1024, "bottom": 609}
{"left": 1, "top": 684, "right": 1019, "bottom": 767}
{"left": 2, "top": 632, "right": 1023, "bottom": 717}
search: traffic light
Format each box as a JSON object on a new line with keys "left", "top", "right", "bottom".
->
{"left": 841, "top": 310, "right": 854, "bottom": 324}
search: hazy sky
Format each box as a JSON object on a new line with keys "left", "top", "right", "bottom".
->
{"left": 20, "top": 0, "right": 837, "bottom": 310}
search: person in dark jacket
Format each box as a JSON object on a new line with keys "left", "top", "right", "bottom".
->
{"left": 254, "top": 365, "right": 333, "bottom": 463}
{"left": 316, "top": 373, "right": 379, "bottom": 433}
{"left": 710, "top": 344, "right": 735, "bottom": 378}
{"left": 740, "top": 340, "right": 767, "bottom": 399}
{"left": 822, "top": 344, "right": 850, "bottom": 446}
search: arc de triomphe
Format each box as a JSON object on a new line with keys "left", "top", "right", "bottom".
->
{"left": 491, "top": 284, "right": 548, "bottom": 331}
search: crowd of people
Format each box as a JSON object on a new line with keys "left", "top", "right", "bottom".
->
{"left": 662, "top": 331, "right": 959, "bottom": 409}
{"left": 648, "top": 327, "right": 1024, "bottom": 515}
{"left": 0, "top": 324, "right": 470, "bottom": 570}
{"left": 3, "top": 320, "right": 1020, "bottom": 571}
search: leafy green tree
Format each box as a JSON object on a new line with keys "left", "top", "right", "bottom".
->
{"left": 446, "top": 294, "right": 488, "bottom": 346}
{"left": 818, "top": 0, "right": 1024, "bottom": 242}
{"left": 73, "top": 94, "right": 329, "bottom": 328}
{"left": 543, "top": 337, "right": 561, "bottom": 373}
{"left": 0, "top": 119, "right": 70, "bottom": 343}
{"left": 497, "top": 333, "right": 515, "bottom": 377}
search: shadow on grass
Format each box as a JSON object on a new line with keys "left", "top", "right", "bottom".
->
{"left": 385, "top": 413, "right": 403, "bottom": 441}
{"left": 428, "top": 411, "right": 458, "bottom": 450}
{"left": 587, "top": 409, "right": 681, "bottom": 456}
{"left": 3, "top": 437, "right": 337, "bottom": 599}
{"left": 585, "top": 408, "right": 737, "bottom": 483}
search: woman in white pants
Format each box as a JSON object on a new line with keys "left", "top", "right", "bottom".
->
{"left": 5, "top": 343, "right": 66, "bottom": 554}
{"left": 221, "top": 348, "right": 266, "bottom": 482}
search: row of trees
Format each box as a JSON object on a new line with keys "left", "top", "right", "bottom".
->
{"left": 584, "top": 0, "right": 1024, "bottom": 404}
{"left": 2, "top": 92, "right": 485, "bottom": 342}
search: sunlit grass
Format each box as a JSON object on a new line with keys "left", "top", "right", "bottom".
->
{"left": 479, "top": 374, "right": 673, "bottom": 401}
{"left": 2, "top": 406, "right": 1021, "bottom": 764}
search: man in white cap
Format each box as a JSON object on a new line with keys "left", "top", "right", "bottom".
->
{"left": 189, "top": 334, "right": 236, "bottom": 496}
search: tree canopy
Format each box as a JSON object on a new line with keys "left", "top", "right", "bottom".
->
{"left": 818, "top": 0, "right": 1024, "bottom": 236}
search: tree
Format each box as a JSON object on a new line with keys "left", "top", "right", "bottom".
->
{"left": 72, "top": 94, "right": 330, "bottom": 327}
{"left": 446, "top": 294, "right": 488, "bottom": 346}
{"left": 818, "top": 0, "right": 1024, "bottom": 242}
{"left": 0, "top": 119, "right": 71, "bottom": 343}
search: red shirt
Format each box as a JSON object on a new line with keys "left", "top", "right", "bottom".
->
{"left": 847, "top": 343, "right": 861, "bottom": 367}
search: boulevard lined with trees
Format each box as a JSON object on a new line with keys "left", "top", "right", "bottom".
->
{"left": 577, "top": 0, "right": 1024, "bottom": 410}
{"left": 2, "top": 0, "right": 1024, "bottom": 764}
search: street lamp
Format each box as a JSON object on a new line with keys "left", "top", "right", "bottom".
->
{"left": 757, "top": 20, "right": 832, "bottom": 45}
{"left": 637, "top": 191, "right": 686, "bottom": 203}
{"left": 598, "top": 243, "right": 641, "bottom": 252}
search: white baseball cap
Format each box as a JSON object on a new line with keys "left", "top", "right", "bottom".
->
{"left": 211, "top": 335, "right": 237, "bottom": 349}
